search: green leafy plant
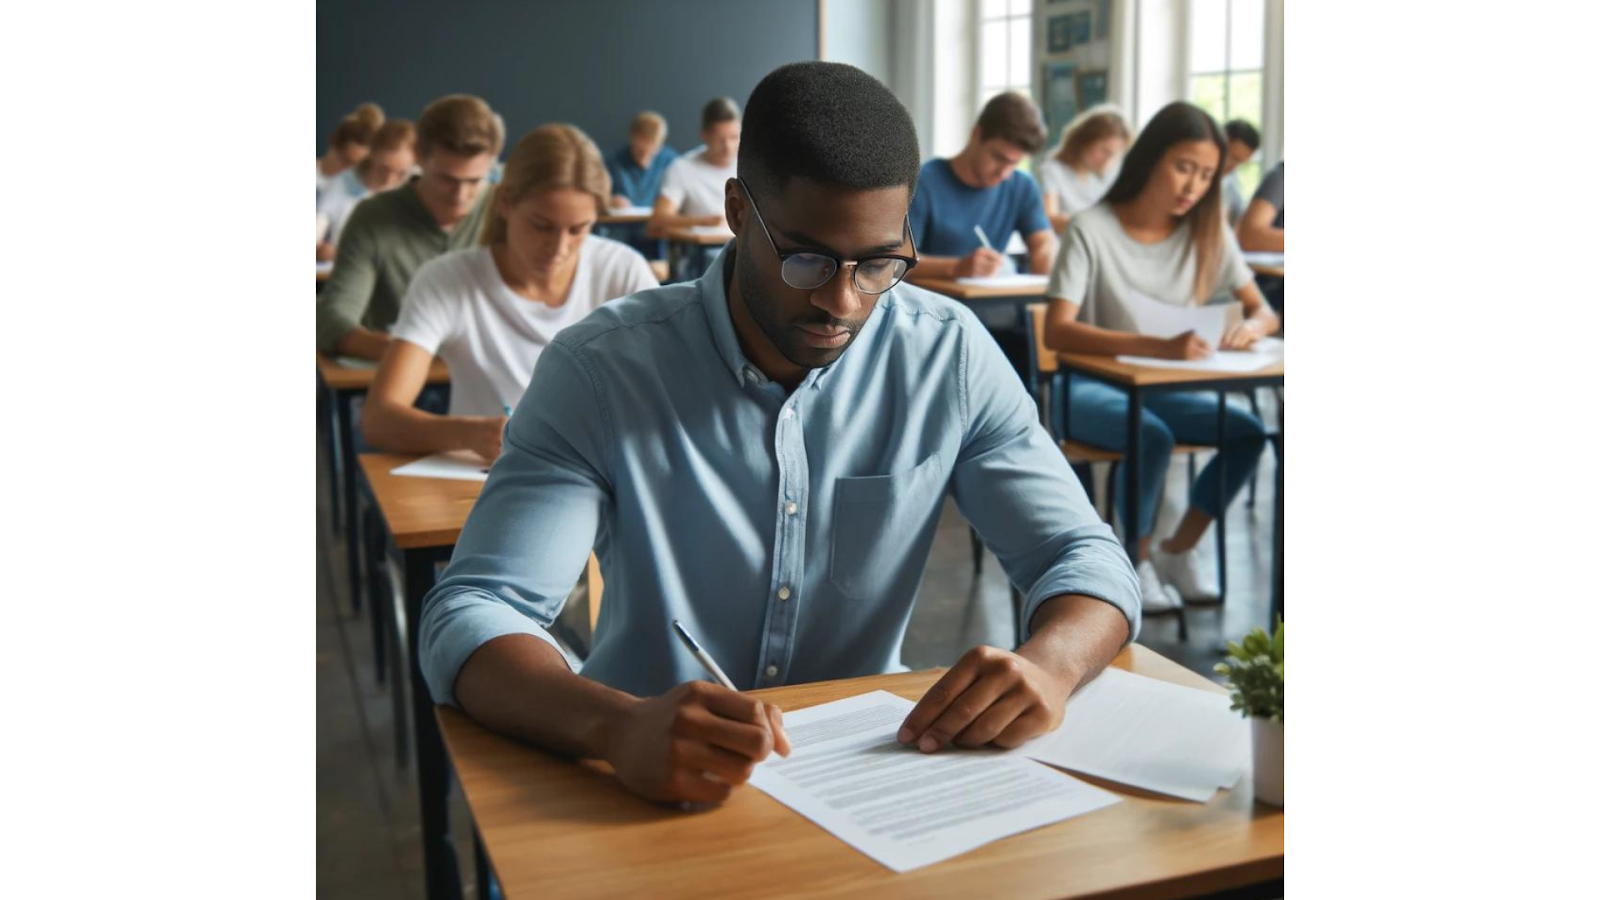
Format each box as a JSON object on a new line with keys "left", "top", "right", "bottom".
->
{"left": 1214, "top": 619, "right": 1283, "bottom": 723}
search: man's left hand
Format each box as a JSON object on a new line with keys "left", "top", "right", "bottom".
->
{"left": 896, "top": 645, "right": 1073, "bottom": 752}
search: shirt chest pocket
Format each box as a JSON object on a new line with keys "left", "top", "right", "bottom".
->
{"left": 828, "top": 454, "right": 946, "bottom": 601}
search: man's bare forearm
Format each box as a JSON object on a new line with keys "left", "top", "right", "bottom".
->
{"left": 333, "top": 327, "right": 392, "bottom": 361}
{"left": 1016, "top": 594, "right": 1130, "bottom": 693}
{"left": 453, "top": 633, "right": 639, "bottom": 760}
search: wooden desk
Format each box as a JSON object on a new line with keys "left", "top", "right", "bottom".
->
{"left": 597, "top": 210, "right": 653, "bottom": 225}
{"left": 439, "top": 644, "right": 1282, "bottom": 899}
{"left": 911, "top": 276, "right": 1048, "bottom": 315}
{"left": 357, "top": 452, "right": 483, "bottom": 900}
{"left": 356, "top": 452, "right": 608, "bottom": 900}
{"left": 1053, "top": 352, "right": 1284, "bottom": 625}
{"left": 1247, "top": 263, "right": 1284, "bottom": 279}
{"left": 316, "top": 353, "right": 449, "bottom": 605}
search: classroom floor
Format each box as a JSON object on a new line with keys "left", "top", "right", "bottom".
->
{"left": 316, "top": 424, "right": 1279, "bottom": 898}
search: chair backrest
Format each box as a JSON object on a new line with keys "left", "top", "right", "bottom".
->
{"left": 1027, "top": 303, "right": 1059, "bottom": 374}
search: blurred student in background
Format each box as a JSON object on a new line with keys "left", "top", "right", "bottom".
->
{"left": 1219, "top": 119, "right": 1261, "bottom": 227}
{"left": 317, "top": 102, "right": 383, "bottom": 201}
{"left": 1038, "top": 106, "right": 1131, "bottom": 233}
{"left": 317, "top": 120, "right": 417, "bottom": 260}
{"left": 650, "top": 97, "right": 740, "bottom": 235}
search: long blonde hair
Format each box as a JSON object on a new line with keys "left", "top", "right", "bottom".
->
{"left": 479, "top": 124, "right": 612, "bottom": 247}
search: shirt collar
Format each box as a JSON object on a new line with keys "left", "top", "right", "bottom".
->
{"left": 697, "top": 242, "right": 875, "bottom": 392}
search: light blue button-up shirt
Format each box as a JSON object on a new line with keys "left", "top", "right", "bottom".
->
{"left": 418, "top": 244, "right": 1140, "bottom": 705}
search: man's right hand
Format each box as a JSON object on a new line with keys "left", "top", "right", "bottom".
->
{"left": 604, "top": 680, "right": 791, "bottom": 805}
{"left": 954, "top": 247, "right": 1006, "bottom": 278}
{"left": 1161, "top": 330, "right": 1213, "bottom": 360}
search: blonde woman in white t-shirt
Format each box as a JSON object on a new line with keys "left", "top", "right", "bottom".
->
{"left": 1038, "top": 106, "right": 1130, "bottom": 233}
{"left": 363, "top": 123, "right": 659, "bottom": 462}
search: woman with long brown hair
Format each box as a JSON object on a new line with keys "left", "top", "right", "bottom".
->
{"left": 1042, "top": 101, "right": 1279, "bottom": 611}
{"left": 362, "top": 123, "right": 659, "bottom": 462}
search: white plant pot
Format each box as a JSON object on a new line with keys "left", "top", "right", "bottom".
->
{"left": 1251, "top": 717, "right": 1284, "bottom": 807}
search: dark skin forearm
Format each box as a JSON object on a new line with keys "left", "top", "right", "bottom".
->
{"left": 454, "top": 634, "right": 637, "bottom": 760}
{"left": 1017, "top": 593, "right": 1131, "bottom": 695}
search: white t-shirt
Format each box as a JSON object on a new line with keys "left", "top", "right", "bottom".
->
{"left": 391, "top": 239, "right": 659, "bottom": 416}
{"left": 1037, "top": 158, "right": 1118, "bottom": 217}
{"left": 658, "top": 146, "right": 736, "bottom": 218}
{"left": 317, "top": 169, "right": 370, "bottom": 244}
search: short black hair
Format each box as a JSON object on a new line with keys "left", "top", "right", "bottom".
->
{"left": 738, "top": 61, "right": 921, "bottom": 202}
{"left": 1224, "top": 119, "right": 1261, "bottom": 151}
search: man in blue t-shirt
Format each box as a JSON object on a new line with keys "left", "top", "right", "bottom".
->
{"left": 906, "top": 92, "right": 1057, "bottom": 281}
{"left": 604, "top": 111, "right": 680, "bottom": 258}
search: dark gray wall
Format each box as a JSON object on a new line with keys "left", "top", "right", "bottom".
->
{"left": 317, "top": 0, "right": 818, "bottom": 157}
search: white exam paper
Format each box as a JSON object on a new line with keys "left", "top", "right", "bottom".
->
{"left": 953, "top": 273, "right": 1048, "bottom": 290}
{"left": 1123, "top": 289, "right": 1237, "bottom": 346}
{"left": 748, "top": 691, "right": 1119, "bottom": 872}
{"left": 1241, "top": 251, "right": 1285, "bottom": 267}
{"left": 1117, "top": 337, "right": 1284, "bottom": 373}
{"left": 391, "top": 450, "right": 492, "bottom": 482}
{"left": 1019, "top": 668, "right": 1248, "bottom": 802}
{"left": 316, "top": 260, "right": 334, "bottom": 274}
{"left": 684, "top": 225, "right": 734, "bottom": 239}
{"left": 607, "top": 205, "right": 654, "bottom": 217}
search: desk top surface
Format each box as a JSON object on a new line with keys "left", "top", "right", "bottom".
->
{"left": 598, "top": 211, "right": 652, "bottom": 224}
{"left": 1056, "top": 351, "right": 1285, "bottom": 387}
{"left": 439, "top": 644, "right": 1283, "bottom": 900}
{"left": 911, "top": 276, "right": 1049, "bottom": 300}
{"left": 316, "top": 353, "right": 448, "bottom": 391}
{"left": 664, "top": 227, "right": 735, "bottom": 245}
{"left": 1247, "top": 263, "right": 1285, "bottom": 278}
{"left": 357, "top": 452, "right": 481, "bottom": 549}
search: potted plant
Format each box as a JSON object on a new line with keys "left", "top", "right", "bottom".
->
{"left": 1215, "top": 619, "right": 1284, "bottom": 806}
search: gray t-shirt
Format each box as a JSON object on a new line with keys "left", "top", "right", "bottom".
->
{"left": 1045, "top": 203, "right": 1253, "bottom": 333}
{"left": 1252, "top": 161, "right": 1284, "bottom": 228}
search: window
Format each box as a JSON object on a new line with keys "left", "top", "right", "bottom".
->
{"left": 978, "top": 0, "right": 1035, "bottom": 167}
{"left": 1188, "top": 0, "right": 1264, "bottom": 196}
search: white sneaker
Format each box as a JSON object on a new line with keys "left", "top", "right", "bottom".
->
{"left": 1136, "top": 560, "right": 1181, "bottom": 612}
{"left": 1151, "top": 545, "right": 1221, "bottom": 602}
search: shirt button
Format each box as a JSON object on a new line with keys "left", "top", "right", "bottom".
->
{"left": 782, "top": 408, "right": 794, "bottom": 420}
{"left": 777, "top": 586, "right": 791, "bottom": 600}
{"left": 766, "top": 665, "right": 779, "bottom": 678}
{"left": 784, "top": 501, "right": 798, "bottom": 516}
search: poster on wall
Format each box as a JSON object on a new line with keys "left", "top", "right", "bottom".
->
{"left": 1070, "top": 11, "right": 1092, "bottom": 45}
{"left": 1047, "top": 15, "right": 1075, "bottom": 53}
{"left": 1043, "top": 61, "right": 1078, "bottom": 147}
{"left": 1078, "top": 69, "right": 1108, "bottom": 110}
{"left": 1096, "top": 0, "right": 1111, "bottom": 38}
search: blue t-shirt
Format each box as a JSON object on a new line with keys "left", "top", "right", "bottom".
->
{"left": 907, "top": 159, "right": 1051, "bottom": 257}
{"left": 605, "top": 145, "right": 680, "bottom": 207}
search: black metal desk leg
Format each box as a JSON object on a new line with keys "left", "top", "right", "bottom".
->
{"left": 1215, "top": 391, "right": 1228, "bottom": 601}
{"left": 405, "top": 548, "right": 461, "bottom": 900}
{"left": 320, "top": 379, "right": 341, "bottom": 530}
{"left": 1271, "top": 392, "right": 1284, "bottom": 624}
{"left": 338, "top": 392, "right": 362, "bottom": 613}
{"left": 474, "top": 825, "right": 494, "bottom": 900}
{"left": 1123, "top": 387, "right": 1141, "bottom": 562}
{"left": 363, "top": 503, "right": 386, "bottom": 686}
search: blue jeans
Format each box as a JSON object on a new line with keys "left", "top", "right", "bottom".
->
{"left": 1064, "top": 375, "right": 1268, "bottom": 539}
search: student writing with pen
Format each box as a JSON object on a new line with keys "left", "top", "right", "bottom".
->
{"left": 417, "top": 63, "right": 1140, "bottom": 807}
{"left": 362, "top": 124, "right": 657, "bottom": 462}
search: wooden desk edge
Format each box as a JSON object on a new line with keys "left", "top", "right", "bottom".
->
{"left": 356, "top": 452, "right": 479, "bottom": 550}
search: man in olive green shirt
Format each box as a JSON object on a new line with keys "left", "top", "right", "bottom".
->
{"left": 316, "top": 94, "right": 506, "bottom": 359}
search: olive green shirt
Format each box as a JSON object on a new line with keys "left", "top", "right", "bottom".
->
{"left": 315, "top": 178, "right": 492, "bottom": 352}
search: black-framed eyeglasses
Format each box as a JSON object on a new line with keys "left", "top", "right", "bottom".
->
{"left": 736, "top": 177, "right": 918, "bottom": 295}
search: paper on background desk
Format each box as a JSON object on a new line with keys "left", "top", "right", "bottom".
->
{"left": 1242, "top": 251, "right": 1285, "bottom": 267}
{"left": 316, "top": 260, "right": 334, "bottom": 274}
{"left": 748, "top": 691, "right": 1119, "bottom": 873}
{"left": 391, "top": 450, "right": 491, "bottom": 482}
{"left": 608, "top": 204, "right": 653, "bottom": 217}
{"left": 953, "top": 273, "right": 1048, "bottom": 290}
{"left": 1018, "top": 667, "right": 1248, "bottom": 802}
{"left": 1123, "top": 289, "right": 1240, "bottom": 346}
{"left": 1117, "top": 337, "right": 1284, "bottom": 373}
{"left": 684, "top": 224, "right": 735, "bottom": 239}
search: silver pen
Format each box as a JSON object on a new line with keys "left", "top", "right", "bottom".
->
{"left": 672, "top": 619, "right": 737, "bottom": 690}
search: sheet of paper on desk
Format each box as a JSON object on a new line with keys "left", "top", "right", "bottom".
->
{"left": 316, "top": 260, "right": 334, "bottom": 274}
{"left": 685, "top": 225, "right": 734, "bottom": 239}
{"left": 1116, "top": 337, "right": 1283, "bottom": 373}
{"left": 953, "top": 273, "right": 1049, "bottom": 289}
{"left": 748, "top": 691, "right": 1119, "bottom": 872}
{"left": 332, "top": 356, "right": 377, "bottom": 370}
{"left": 611, "top": 205, "right": 653, "bottom": 217}
{"left": 1018, "top": 667, "right": 1248, "bottom": 802}
{"left": 1123, "top": 289, "right": 1237, "bottom": 346}
{"left": 391, "top": 450, "right": 491, "bottom": 482}
{"left": 1242, "top": 251, "right": 1285, "bottom": 267}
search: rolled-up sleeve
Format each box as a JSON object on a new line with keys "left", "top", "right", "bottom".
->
{"left": 417, "top": 339, "right": 613, "bottom": 705}
{"left": 948, "top": 313, "right": 1141, "bottom": 643}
